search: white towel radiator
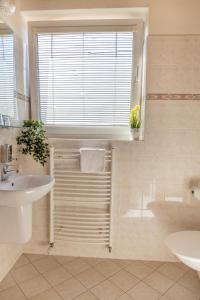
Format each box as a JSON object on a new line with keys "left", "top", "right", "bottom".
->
{"left": 49, "top": 147, "right": 115, "bottom": 252}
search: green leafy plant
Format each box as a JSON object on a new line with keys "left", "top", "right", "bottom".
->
{"left": 130, "top": 105, "right": 142, "bottom": 129}
{"left": 16, "top": 120, "right": 49, "bottom": 166}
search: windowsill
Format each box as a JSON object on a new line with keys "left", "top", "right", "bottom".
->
{"left": 45, "top": 125, "right": 144, "bottom": 141}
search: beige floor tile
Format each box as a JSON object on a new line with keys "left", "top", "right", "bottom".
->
{"left": 25, "top": 254, "right": 46, "bottom": 263}
{"left": 0, "top": 273, "right": 16, "bottom": 292}
{"left": 178, "top": 271, "right": 200, "bottom": 295}
{"left": 0, "top": 285, "right": 26, "bottom": 300}
{"left": 94, "top": 260, "right": 121, "bottom": 278}
{"left": 54, "top": 255, "right": 75, "bottom": 265}
{"left": 13, "top": 255, "right": 29, "bottom": 269}
{"left": 128, "top": 282, "right": 161, "bottom": 300}
{"left": 173, "top": 262, "right": 191, "bottom": 272}
{"left": 164, "top": 283, "right": 199, "bottom": 300}
{"left": 117, "top": 294, "right": 134, "bottom": 300}
{"left": 19, "top": 275, "right": 50, "bottom": 299}
{"left": 11, "top": 263, "right": 39, "bottom": 283}
{"left": 76, "top": 267, "right": 105, "bottom": 288}
{"left": 43, "top": 266, "right": 72, "bottom": 286}
{"left": 30, "top": 288, "right": 63, "bottom": 300}
{"left": 55, "top": 277, "right": 86, "bottom": 300}
{"left": 64, "top": 258, "right": 90, "bottom": 276}
{"left": 125, "top": 261, "right": 153, "bottom": 280}
{"left": 111, "top": 259, "right": 133, "bottom": 268}
{"left": 32, "top": 256, "right": 60, "bottom": 274}
{"left": 159, "top": 295, "right": 171, "bottom": 299}
{"left": 91, "top": 279, "right": 124, "bottom": 300}
{"left": 142, "top": 260, "right": 163, "bottom": 270}
{"left": 144, "top": 271, "right": 174, "bottom": 294}
{"left": 83, "top": 257, "right": 105, "bottom": 266}
{"left": 73, "top": 290, "right": 98, "bottom": 300}
{"left": 110, "top": 269, "right": 139, "bottom": 291}
{"left": 157, "top": 262, "right": 185, "bottom": 281}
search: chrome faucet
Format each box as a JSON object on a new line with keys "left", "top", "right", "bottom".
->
{"left": 0, "top": 163, "right": 17, "bottom": 181}
{"left": 0, "top": 144, "right": 18, "bottom": 181}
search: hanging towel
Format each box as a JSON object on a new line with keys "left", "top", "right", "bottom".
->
{"left": 80, "top": 148, "right": 105, "bottom": 173}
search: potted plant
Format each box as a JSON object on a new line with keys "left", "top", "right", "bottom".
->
{"left": 130, "top": 104, "right": 141, "bottom": 141}
{"left": 16, "top": 120, "right": 49, "bottom": 166}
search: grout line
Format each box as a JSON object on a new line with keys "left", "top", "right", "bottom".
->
{"left": 2, "top": 254, "right": 198, "bottom": 300}
{"left": 10, "top": 272, "right": 29, "bottom": 300}
{"left": 28, "top": 257, "right": 65, "bottom": 300}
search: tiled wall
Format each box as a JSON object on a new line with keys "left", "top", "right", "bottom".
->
{"left": 147, "top": 35, "right": 200, "bottom": 98}
{"left": 22, "top": 35, "right": 200, "bottom": 261}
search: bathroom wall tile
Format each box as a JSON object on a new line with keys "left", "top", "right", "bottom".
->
{"left": 148, "top": 37, "right": 173, "bottom": 66}
{"left": 147, "top": 65, "right": 171, "bottom": 94}
{"left": 167, "top": 66, "right": 194, "bottom": 94}
{"left": 145, "top": 101, "right": 200, "bottom": 130}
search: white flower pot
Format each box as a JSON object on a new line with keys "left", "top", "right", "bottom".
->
{"left": 130, "top": 128, "right": 140, "bottom": 141}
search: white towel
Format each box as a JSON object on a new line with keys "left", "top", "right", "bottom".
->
{"left": 80, "top": 148, "right": 105, "bottom": 173}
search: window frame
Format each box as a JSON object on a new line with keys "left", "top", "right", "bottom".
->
{"left": 29, "top": 19, "right": 146, "bottom": 139}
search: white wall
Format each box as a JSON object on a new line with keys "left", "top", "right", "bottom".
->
{"left": 20, "top": 0, "right": 200, "bottom": 34}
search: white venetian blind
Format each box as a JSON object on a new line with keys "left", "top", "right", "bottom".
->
{"left": 36, "top": 31, "right": 134, "bottom": 126}
{"left": 0, "top": 33, "right": 16, "bottom": 118}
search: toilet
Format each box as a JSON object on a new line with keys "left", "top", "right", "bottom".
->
{"left": 165, "top": 231, "right": 200, "bottom": 278}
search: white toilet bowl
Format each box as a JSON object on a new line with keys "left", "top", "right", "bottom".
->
{"left": 165, "top": 231, "right": 200, "bottom": 278}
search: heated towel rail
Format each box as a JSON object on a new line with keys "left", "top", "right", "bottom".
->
{"left": 49, "top": 147, "right": 115, "bottom": 252}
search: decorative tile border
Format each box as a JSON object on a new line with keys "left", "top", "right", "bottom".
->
{"left": 147, "top": 93, "right": 200, "bottom": 100}
{"left": 14, "top": 91, "right": 30, "bottom": 102}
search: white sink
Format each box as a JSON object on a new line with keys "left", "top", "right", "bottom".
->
{"left": 0, "top": 174, "right": 55, "bottom": 244}
{"left": 0, "top": 175, "right": 55, "bottom": 207}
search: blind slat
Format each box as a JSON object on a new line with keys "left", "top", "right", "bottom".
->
{"left": 0, "top": 34, "right": 16, "bottom": 118}
{"left": 36, "top": 31, "right": 134, "bottom": 126}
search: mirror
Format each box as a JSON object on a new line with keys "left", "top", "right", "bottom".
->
{"left": 0, "top": 19, "right": 16, "bottom": 126}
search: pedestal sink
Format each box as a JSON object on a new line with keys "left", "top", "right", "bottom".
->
{"left": 0, "top": 175, "right": 55, "bottom": 243}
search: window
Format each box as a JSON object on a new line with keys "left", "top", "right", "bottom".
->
{"left": 0, "top": 32, "right": 16, "bottom": 118}
{"left": 31, "top": 21, "right": 145, "bottom": 137}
